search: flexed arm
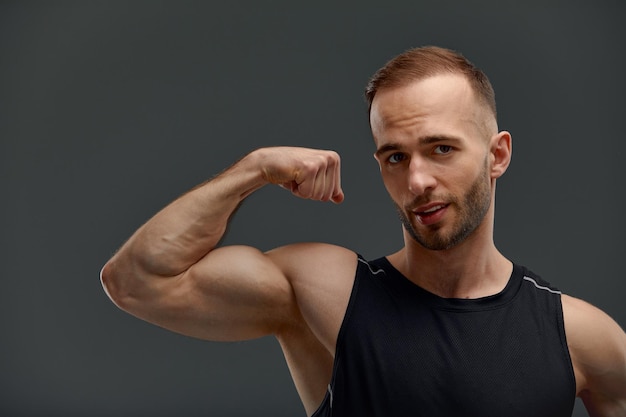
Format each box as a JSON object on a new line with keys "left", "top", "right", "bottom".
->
{"left": 100, "top": 147, "right": 344, "bottom": 341}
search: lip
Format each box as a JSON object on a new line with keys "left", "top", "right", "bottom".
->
{"left": 414, "top": 202, "right": 447, "bottom": 213}
{"left": 412, "top": 203, "right": 449, "bottom": 225}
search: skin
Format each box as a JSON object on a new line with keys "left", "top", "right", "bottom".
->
{"left": 101, "top": 74, "right": 626, "bottom": 416}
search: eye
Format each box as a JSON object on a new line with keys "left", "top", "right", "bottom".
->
{"left": 434, "top": 145, "right": 453, "bottom": 155}
{"left": 388, "top": 153, "right": 406, "bottom": 164}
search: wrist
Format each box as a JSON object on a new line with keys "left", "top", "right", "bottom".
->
{"left": 217, "top": 149, "right": 270, "bottom": 200}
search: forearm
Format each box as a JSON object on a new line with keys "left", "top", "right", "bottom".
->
{"left": 107, "top": 150, "right": 268, "bottom": 279}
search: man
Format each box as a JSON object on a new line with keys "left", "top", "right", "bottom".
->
{"left": 101, "top": 46, "right": 626, "bottom": 416}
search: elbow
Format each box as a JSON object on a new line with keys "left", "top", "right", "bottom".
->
{"left": 100, "top": 260, "right": 134, "bottom": 311}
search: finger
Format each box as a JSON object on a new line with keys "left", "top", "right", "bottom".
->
{"left": 315, "top": 151, "right": 343, "bottom": 203}
{"left": 305, "top": 153, "right": 332, "bottom": 200}
{"left": 330, "top": 179, "right": 344, "bottom": 204}
{"left": 311, "top": 160, "right": 330, "bottom": 201}
{"left": 318, "top": 155, "right": 338, "bottom": 202}
{"left": 291, "top": 159, "right": 319, "bottom": 200}
{"left": 312, "top": 152, "right": 340, "bottom": 202}
{"left": 330, "top": 154, "right": 344, "bottom": 203}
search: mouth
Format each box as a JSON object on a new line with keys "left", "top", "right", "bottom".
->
{"left": 413, "top": 203, "right": 449, "bottom": 225}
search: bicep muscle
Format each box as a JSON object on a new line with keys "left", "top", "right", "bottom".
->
{"left": 124, "top": 245, "right": 298, "bottom": 342}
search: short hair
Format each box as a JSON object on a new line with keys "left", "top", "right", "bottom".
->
{"left": 365, "top": 46, "right": 497, "bottom": 120}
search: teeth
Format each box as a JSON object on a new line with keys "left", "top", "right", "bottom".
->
{"left": 423, "top": 204, "right": 445, "bottom": 213}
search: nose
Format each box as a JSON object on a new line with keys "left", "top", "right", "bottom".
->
{"left": 408, "top": 158, "right": 437, "bottom": 196}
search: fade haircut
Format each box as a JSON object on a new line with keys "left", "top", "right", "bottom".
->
{"left": 365, "top": 46, "right": 497, "bottom": 121}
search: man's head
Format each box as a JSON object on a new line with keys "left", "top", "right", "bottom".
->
{"left": 367, "top": 47, "right": 511, "bottom": 251}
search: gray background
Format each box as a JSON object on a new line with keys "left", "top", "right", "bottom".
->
{"left": 1, "top": 1, "right": 624, "bottom": 416}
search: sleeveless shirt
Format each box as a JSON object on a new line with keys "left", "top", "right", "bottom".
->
{"left": 311, "top": 256, "right": 576, "bottom": 417}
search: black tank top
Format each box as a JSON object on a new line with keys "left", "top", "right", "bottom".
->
{"left": 311, "top": 256, "right": 576, "bottom": 417}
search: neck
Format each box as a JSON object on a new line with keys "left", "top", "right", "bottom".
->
{"left": 389, "top": 222, "right": 512, "bottom": 299}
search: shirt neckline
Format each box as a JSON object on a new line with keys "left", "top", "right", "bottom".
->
{"left": 372, "top": 257, "right": 523, "bottom": 312}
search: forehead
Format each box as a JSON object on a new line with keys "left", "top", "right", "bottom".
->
{"left": 370, "top": 74, "right": 484, "bottom": 143}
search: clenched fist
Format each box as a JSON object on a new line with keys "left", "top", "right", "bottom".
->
{"left": 253, "top": 147, "right": 344, "bottom": 203}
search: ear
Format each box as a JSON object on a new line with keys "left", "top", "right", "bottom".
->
{"left": 373, "top": 151, "right": 383, "bottom": 172}
{"left": 489, "top": 131, "right": 512, "bottom": 179}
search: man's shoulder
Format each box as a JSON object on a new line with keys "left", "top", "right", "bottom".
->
{"left": 561, "top": 294, "right": 626, "bottom": 397}
{"left": 561, "top": 294, "right": 622, "bottom": 333}
{"left": 561, "top": 294, "right": 625, "bottom": 343}
{"left": 266, "top": 242, "right": 359, "bottom": 284}
{"left": 268, "top": 243, "right": 360, "bottom": 357}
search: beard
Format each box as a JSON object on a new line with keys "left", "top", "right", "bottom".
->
{"left": 395, "top": 160, "right": 492, "bottom": 251}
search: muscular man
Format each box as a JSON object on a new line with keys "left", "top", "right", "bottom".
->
{"left": 101, "top": 46, "right": 626, "bottom": 416}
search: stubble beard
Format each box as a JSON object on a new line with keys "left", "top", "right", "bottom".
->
{"left": 395, "top": 162, "right": 492, "bottom": 251}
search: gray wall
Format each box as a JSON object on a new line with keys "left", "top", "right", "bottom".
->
{"left": 1, "top": 1, "right": 624, "bottom": 416}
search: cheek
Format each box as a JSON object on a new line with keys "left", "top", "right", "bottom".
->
{"left": 380, "top": 172, "right": 404, "bottom": 196}
{"left": 381, "top": 177, "right": 415, "bottom": 209}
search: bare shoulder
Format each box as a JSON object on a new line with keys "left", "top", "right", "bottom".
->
{"left": 561, "top": 294, "right": 626, "bottom": 414}
{"left": 562, "top": 295, "right": 626, "bottom": 362}
{"left": 267, "top": 242, "right": 358, "bottom": 283}
{"left": 267, "top": 243, "right": 358, "bottom": 353}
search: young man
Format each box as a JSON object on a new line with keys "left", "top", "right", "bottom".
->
{"left": 101, "top": 46, "right": 626, "bottom": 416}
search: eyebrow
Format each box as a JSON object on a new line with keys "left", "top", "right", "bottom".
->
{"left": 374, "top": 143, "right": 403, "bottom": 158}
{"left": 374, "top": 135, "right": 462, "bottom": 158}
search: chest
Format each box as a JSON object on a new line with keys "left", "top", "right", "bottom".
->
{"left": 327, "top": 275, "right": 576, "bottom": 417}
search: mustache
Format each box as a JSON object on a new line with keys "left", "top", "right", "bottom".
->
{"left": 404, "top": 193, "right": 457, "bottom": 211}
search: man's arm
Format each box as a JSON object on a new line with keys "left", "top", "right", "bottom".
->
{"left": 100, "top": 146, "right": 345, "bottom": 341}
{"left": 562, "top": 294, "right": 626, "bottom": 417}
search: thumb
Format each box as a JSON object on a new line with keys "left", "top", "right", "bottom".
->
{"left": 279, "top": 181, "right": 298, "bottom": 193}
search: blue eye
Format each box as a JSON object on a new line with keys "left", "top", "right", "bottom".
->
{"left": 388, "top": 153, "right": 406, "bottom": 164}
{"left": 434, "top": 145, "right": 452, "bottom": 155}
